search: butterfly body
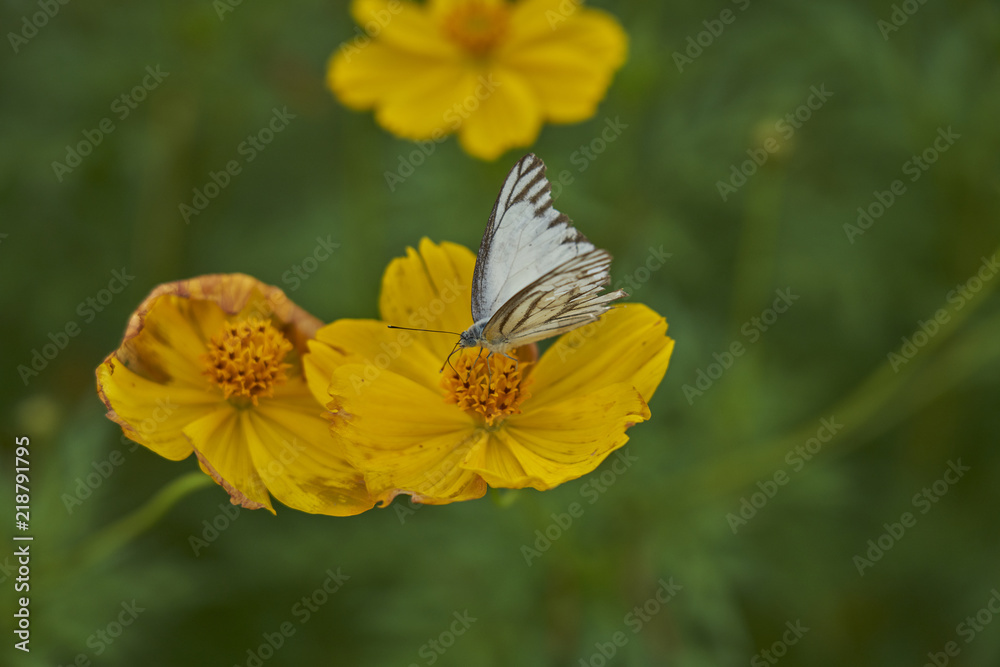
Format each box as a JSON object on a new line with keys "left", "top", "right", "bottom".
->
{"left": 457, "top": 154, "right": 626, "bottom": 358}
{"left": 458, "top": 319, "right": 495, "bottom": 349}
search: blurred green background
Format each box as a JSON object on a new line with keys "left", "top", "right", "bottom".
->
{"left": 2, "top": 0, "right": 999, "bottom": 665}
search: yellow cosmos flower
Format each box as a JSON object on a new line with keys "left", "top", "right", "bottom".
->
{"left": 96, "top": 274, "right": 374, "bottom": 516}
{"left": 304, "top": 239, "right": 674, "bottom": 506}
{"left": 328, "top": 0, "right": 628, "bottom": 160}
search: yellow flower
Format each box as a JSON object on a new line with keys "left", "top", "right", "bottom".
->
{"left": 328, "top": 0, "right": 628, "bottom": 160}
{"left": 304, "top": 239, "right": 673, "bottom": 506}
{"left": 96, "top": 274, "right": 374, "bottom": 516}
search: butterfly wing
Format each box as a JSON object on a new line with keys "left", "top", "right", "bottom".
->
{"left": 471, "top": 154, "right": 597, "bottom": 324}
{"left": 481, "top": 249, "right": 627, "bottom": 349}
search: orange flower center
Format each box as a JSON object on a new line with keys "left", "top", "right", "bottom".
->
{"left": 441, "top": 1, "right": 510, "bottom": 56}
{"left": 441, "top": 349, "right": 531, "bottom": 426}
{"left": 203, "top": 317, "right": 293, "bottom": 405}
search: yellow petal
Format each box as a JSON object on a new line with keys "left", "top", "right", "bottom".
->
{"left": 308, "top": 319, "right": 443, "bottom": 399}
{"left": 96, "top": 356, "right": 219, "bottom": 461}
{"left": 378, "top": 238, "right": 476, "bottom": 361}
{"left": 463, "top": 382, "right": 649, "bottom": 490}
{"left": 127, "top": 296, "right": 226, "bottom": 388}
{"left": 329, "top": 363, "right": 487, "bottom": 505}
{"left": 303, "top": 337, "right": 348, "bottom": 411}
{"left": 109, "top": 274, "right": 320, "bottom": 383}
{"left": 248, "top": 385, "right": 374, "bottom": 516}
{"left": 457, "top": 67, "right": 543, "bottom": 160}
{"left": 373, "top": 62, "right": 482, "bottom": 140}
{"left": 328, "top": 42, "right": 479, "bottom": 140}
{"left": 351, "top": 0, "right": 460, "bottom": 59}
{"left": 528, "top": 304, "right": 674, "bottom": 409}
{"left": 501, "top": 3, "right": 627, "bottom": 123}
{"left": 156, "top": 274, "right": 321, "bottom": 345}
{"left": 96, "top": 273, "right": 339, "bottom": 514}
{"left": 327, "top": 42, "right": 430, "bottom": 111}
{"left": 429, "top": 0, "right": 506, "bottom": 17}
{"left": 183, "top": 406, "right": 275, "bottom": 513}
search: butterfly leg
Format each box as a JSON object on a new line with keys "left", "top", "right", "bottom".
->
{"left": 463, "top": 346, "right": 485, "bottom": 384}
{"left": 499, "top": 350, "right": 519, "bottom": 374}
{"left": 484, "top": 349, "right": 495, "bottom": 387}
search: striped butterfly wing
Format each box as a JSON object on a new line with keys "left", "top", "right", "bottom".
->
{"left": 482, "top": 249, "right": 627, "bottom": 348}
{"left": 471, "top": 153, "right": 597, "bottom": 324}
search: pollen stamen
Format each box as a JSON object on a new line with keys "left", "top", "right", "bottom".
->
{"left": 442, "top": 1, "right": 510, "bottom": 56}
{"left": 202, "top": 317, "right": 293, "bottom": 405}
{"left": 441, "top": 349, "right": 531, "bottom": 425}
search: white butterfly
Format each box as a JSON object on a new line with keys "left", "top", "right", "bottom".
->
{"left": 455, "top": 153, "right": 627, "bottom": 360}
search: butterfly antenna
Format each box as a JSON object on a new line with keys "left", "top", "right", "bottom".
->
{"left": 387, "top": 325, "right": 461, "bottom": 336}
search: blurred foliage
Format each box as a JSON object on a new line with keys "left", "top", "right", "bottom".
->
{"left": 2, "top": 0, "right": 1000, "bottom": 665}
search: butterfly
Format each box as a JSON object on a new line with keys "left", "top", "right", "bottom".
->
{"left": 452, "top": 153, "right": 627, "bottom": 362}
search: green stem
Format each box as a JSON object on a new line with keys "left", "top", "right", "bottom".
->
{"left": 672, "top": 244, "right": 1000, "bottom": 503}
{"left": 729, "top": 165, "right": 786, "bottom": 324}
{"left": 725, "top": 164, "right": 787, "bottom": 438}
{"left": 72, "top": 471, "right": 214, "bottom": 571}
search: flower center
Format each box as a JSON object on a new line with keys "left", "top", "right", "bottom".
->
{"left": 203, "top": 317, "right": 293, "bottom": 405}
{"left": 441, "top": 1, "right": 510, "bottom": 56}
{"left": 441, "top": 349, "right": 532, "bottom": 426}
